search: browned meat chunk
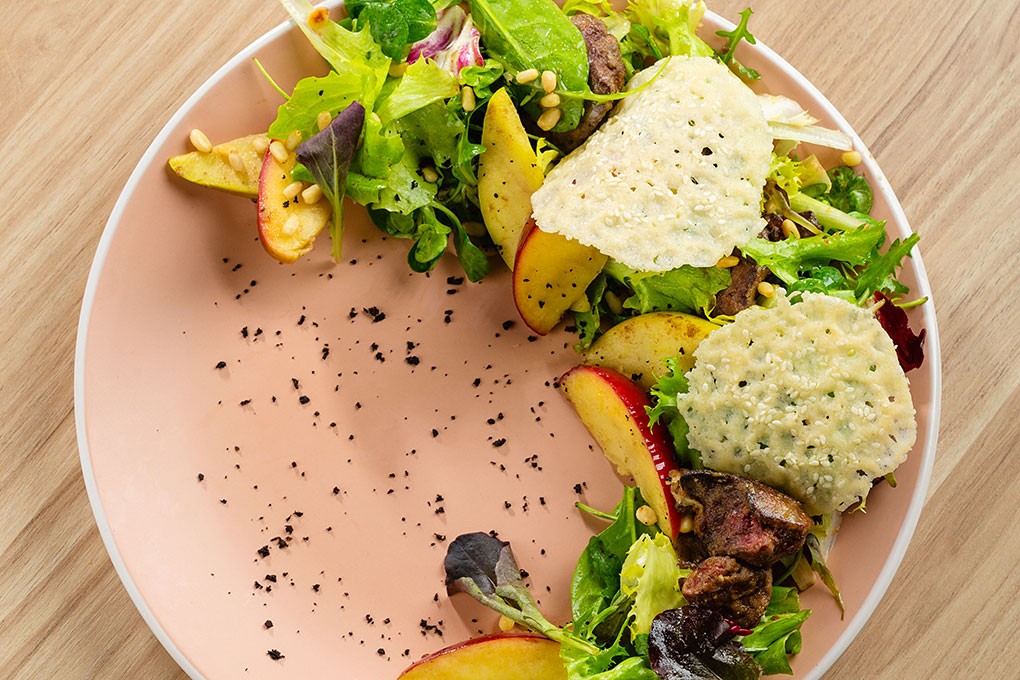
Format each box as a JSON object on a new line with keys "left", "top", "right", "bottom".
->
{"left": 678, "top": 470, "right": 812, "bottom": 567}
{"left": 714, "top": 214, "right": 785, "bottom": 316}
{"left": 546, "top": 14, "right": 626, "bottom": 153}
{"left": 681, "top": 556, "right": 772, "bottom": 628}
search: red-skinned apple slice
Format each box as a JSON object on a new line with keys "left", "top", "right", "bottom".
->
{"left": 513, "top": 218, "right": 608, "bottom": 335}
{"left": 398, "top": 633, "right": 565, "bottom": 679}
{"left": 582, "top": 311, "right": 719, "bottom": 389}
{"left": 257, "top": 148, "right": 331, "bottom": 263}
{"left": 560, "top": 365, "right": 683, "bottom": 538}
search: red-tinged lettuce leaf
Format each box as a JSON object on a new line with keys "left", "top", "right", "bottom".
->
{"left": 874, "top": 291, "right": 926, "bottom": 372}
{"left": 296, "top": 101, "right": 365, "bottom": 261}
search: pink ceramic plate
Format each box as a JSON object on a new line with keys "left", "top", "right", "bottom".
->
{"left": 75, "top": 8, "right": 941, "bottom": 680}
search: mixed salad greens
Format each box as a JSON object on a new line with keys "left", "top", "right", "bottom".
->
{"left": 169, "top": 0, "right": 929, "bottom": 676}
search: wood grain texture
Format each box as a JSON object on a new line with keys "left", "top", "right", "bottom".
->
{"left": 0, "top": 0, "right": 1014, "bottom": 678}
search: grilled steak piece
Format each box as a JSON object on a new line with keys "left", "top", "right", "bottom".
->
{"left": 681, "top": 556, "right": 772, "bottom": 628}
{"left": 714, "top": 214, "right": 785, "bottom": 316}
{"left": 546, "top": 14, "right": 626, "bottom": 152}
{"left": 678, "top": 469, "right": 812, "bottom": 567}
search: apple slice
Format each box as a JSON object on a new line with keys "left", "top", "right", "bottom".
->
{"left": 398, "top": 633, "right": 565, "bottom": 680}
{"left": 478, "top": 88, "right": 545, "bottom": 269}
{"left": 560, "top": 365, "right": 683, "bottom": 538}
{"left": 167, "top": 134, "right": 266, "bottom": 197}
{"left": 257, "top": 147, "right": 331, "bottom": 264}
{"left": 513, "top": 219, "right": 608, "bottom": 335}
{"left": 582, "top": 312, "right": 719, "bottom": 389}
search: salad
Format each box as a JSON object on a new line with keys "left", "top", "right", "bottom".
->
{"left": 167, "top": 0, "right": 928, "bottom": 677}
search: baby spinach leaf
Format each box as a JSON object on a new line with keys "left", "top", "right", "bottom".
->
{"left": 348, "top": 0, "right": 438, "bottom": 59}
{"left": 469, "top": 0, "right": 589, "bottom": 130}
{"left": 268, "top": 71, "right": 366, "bottom": 143}
{"left": 296, "top": 101, "right": 365, "bottom": 261}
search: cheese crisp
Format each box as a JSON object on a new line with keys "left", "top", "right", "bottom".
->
{"left": 530, "top": 56, "right": 772, "bottom": 271}
{"left": 678, "top": 292, "right": 916, "bottom": 515}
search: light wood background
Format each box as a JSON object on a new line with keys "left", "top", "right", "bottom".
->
{"left": 1, "top": 1, "right": 1015, "bottom": 677}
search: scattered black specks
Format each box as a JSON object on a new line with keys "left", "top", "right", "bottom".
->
{"left": 377, "top": 648, "right": 386, "bottom": 656}
{"left": 239, "top": 399, "right": 251, "bottom": 407}
{"left": 405, "top": 356, "right": 420, "bottom": 366}
{"left": 241, "top": 326, "right": 249, "bottom": 339}
{"left": 257, "top": 546, "right": 271, "bottom": 558}
{"left": 501, "top": 320, "right": 515, "bottom": 331}
{"left": 291, "top": 378, "right": 301, "bottom": 390}
{"left": 299, "top": 395, "right": 311, "bottom": 405}
{"left": 363, "top": 307, "right": 386, "bottom": 322}
{"left": 573, "top": 483, "right": 584, "bottom": 494}
{"left": 220, "top": 499, "right": 228, "bottom": 505}
{"left": 332, "top": 486, "right": 341, "bottom": 495}
{"left": 492, "top": 438, "right": 506, "bottom": 448}
{"left": 433, "top": 533, "right": 446, "bottom": 542}
{"left": 214, "top": 361, "right": 226, "bottom": 370}
{"left": 297, "top": 314, "right": 306, "bottom": 325}
{"left": 267, "top": 649, "right": 285, "bottom": 660}
{"left": 197, "top": 473, "right": 205, "bottom": 482}
{"left": 264, "top": 620, "right": 274, "bottom": 629}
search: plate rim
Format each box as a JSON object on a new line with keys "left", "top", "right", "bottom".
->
{"left": 74, "top": 9, "right": 942, "bottom": 680}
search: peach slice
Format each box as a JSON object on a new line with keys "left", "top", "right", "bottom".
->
{"left": 478, "top": 88, "right": 545, "bottom": 269}
{"left": 513, "top": 219, "right": 608, "bottom": 335}
{"left": 560, "top": 365, "right": 683, "bottom": 538}
{"left": 582, "top": 312, "right": 719, "bottom": 389}
{"left": 167, "top": 133, "right": 266, "bottom": 197}
{"left": 398, "top": 633, "right": 566, "bottom": 679}
{"left": 256, "top": 147, "right": 331, "bottom": 264}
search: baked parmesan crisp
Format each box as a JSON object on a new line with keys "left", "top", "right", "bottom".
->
{"left": 530, "top": 56, "right": 771, "bottom": 271}
{"left": 678, "top": 292, "right": 916, "bottom": 515}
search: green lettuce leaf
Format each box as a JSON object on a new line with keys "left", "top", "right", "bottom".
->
{"left": 623, "top": 0, "right": 714, "bottom": 61}
{"left": 740, "top": 586, "right": 811, "bottom": 676}
{"left": 375, "top": 58, "right": 459, "bottom": 124}
{"left": 740, "top": 222, "right": 886, "bottom": 285}
{"left": 268, "top": 71, "right": 366, "bottom": 143}
{"left": 603, "top": 261, "right": 731, "bottom": 316}
{"left": 817, "top": 165, "right": 873, "bottom": 214}
{"left": 854, "top": 232, "right": 919, "bottom": 303}
{"left": 345, "top": 0, "right": 437, "bottom": 59}
{"left": 646, "top": 357, "right": 697, "bottom": 467}
{"left": 561, "top": 645, "right": 659, "bottom": 680}
{"left": 619, "top": 534, "right": 685, "bottom": 637}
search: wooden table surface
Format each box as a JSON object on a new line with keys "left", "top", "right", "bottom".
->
{"left": 1, "top": 0, "right": 1015, "bottom": 677}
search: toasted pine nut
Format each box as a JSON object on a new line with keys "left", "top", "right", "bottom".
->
{"left": 841, "top": 150, "right": 862, "bottom": 167}
{"left": 228, "top": 151, "right": 245, "bottom": 172}
{"left": 282, "top": 214, "right": 301, "bottom": 236}
{"left": 679, "top": 515, "right": 695, "bottom": 534}
{"left": 498, "top": 615, "right": 515, "bottom": 632}
{"left": 301, "top": 184, "right": 323, "bottom": 204}
{"left": 422, "top": 167, "right": 439, "bottom": 183}
{"left": 540, "top": 93, "right": 561, "bottom": 108}
{"left": 283, "top": 181, "right": 303, "bottom": 201}
{"left": 189, "top": 129, "right": 212, "bottom": 153}
{"left": 269, "top": 141, "right": 289, "bottom": 163}
{"left": 461, "top": 86, "right": 476, "bottom": 112}
{"left": 537, "top": 107, "right": 561, "bottom": 131}
{"left": 317, "top": 111, "right": 332, "bottom": 131}
{"left": 716, "top": 255, "right": 740, "bottom": 268}
{"left": 252, "top": 136, "right": 269, "bottom": 154}
{"left": 516, "top": 68, "right": 539, "bottom": 84}
{"left": 388, "top": 62, "right": 408, "bottom": 78}
{"left": 636, "top": 505, "right": 658, "bottom": 526}
{"left": 285, "top": 130, "right": 303, "bottom": 151}
{"left": 781, "top": 218, "right": 799, "bottom": 239}
{"left": 541, "top": 70, "right": 557, "bottom": 93}
{"left": 758, "top": 281, "right": 776, "bottom": 297}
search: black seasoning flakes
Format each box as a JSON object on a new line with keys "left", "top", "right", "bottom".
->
{"left": 405, "top": 356, "right": 420, "bottom": 366}
{"left": 264, "top": 620, "right": 274, "bottom": 629}
{"left": 214, "top": 361, "right": 226, "bottom": 370}
{"left": 197, "top": 473, "right": 205, "bottom": 482}
{"left": 299, "top": 395, "right": 311, "bottom": 405}
{"left": 267, "top": 649, "right": 285, "bottom": 660}
{"left": 257, "top": 546, "right": 270, "bottom": 558}
{"left": 363, "top": 306, "right": 386, "bottom": 322}
{"left": 501, "top": 320, "right": 515, "bottom": 331}
{"left": 492, "top": 438, "right": 507, "bottom": 448}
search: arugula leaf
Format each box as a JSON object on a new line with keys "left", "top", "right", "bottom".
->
{"left": 603, "top": 261, "right": 731, "bottom": 316}
{"left": 646, "top": 358, "right": 698, "bottom": 468}
{"left": 714, "top": 8, "right": 760, "bottom": 80}
{"left": 268, "top": 71, "right": 365, "bottom": 143}
{"left": 469, "top": 0, "right": 589, "bottom": 131}
{"left": 740, "top": 222, "right": 886, "bottom": 285}
{"left": 347, "top": 0, "right": 438, "bottom": 59}
{"left": 295, "top": 101, "right": 365, "bottom": 261}
{"left": 739, "top": 587, "right": 810, "bottom": 676}
{"left": 375, "top": 58, "right": 459, "bottom": 124}
{"left": 854, "top": 232, "right": 919, "bottom": 302}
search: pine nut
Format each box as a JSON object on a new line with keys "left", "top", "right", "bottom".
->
{"left": 307, "top": 7, "right": 329, "bottom": 29}
{"left": 540, "top": 93, "right": 561, "bottom": 108}
{"left": 498, "top": 615, "right": 515, "bottom": 632}
{"left": 282, "top": 214, "right": 301, "bottom": 236}
{"left": 841, "top": 150, "right": 862, "bottom": 167}
{"left": 253, "top": 136, "right": 269, "bottom": 154}
{"left": 285, "top": 130, "right": 303, "bottom": 151}
{"left": 317, "top": 111, "right": 332, "bottom": 131}
{"left": 228, "top": 151, "right": 245, "bottom": 172}
{"left": 461, "top": 86, "right": 476, "bottom": 112}
{"left": 758, "top": 281, "right": 775, "bottom": 297}
{"left": 516, "top": 68, "right": 539, "bottom": 84}
{"left": 679, "top": 515, "right": 695, "bottom": 534}
{"left": 388, "top": 62, "right": 408, "bottom": 78}
{"left": 422, "top": 167, "right": 439, "bottom": 183}
{"left": 716, "top": 255, "right": 740, "bottom": 268}
{"left": 781, "top": 218, "right": 799, "bottom": 239}
{"left": 189, "top": 129, "right": 212, "bottom": 153}
{"left": 283, "top": 181, "right": 303, "bottom": 201}
{"left": 541, "top": 70, "right": 557, "bottom": 93}
{"left": 636, "top": 505, "right": 658, "bottom": 526}
{"left": 537, "top": 107, "right": 561, "bottom": 131}
{"left": 269, "top": 141, "right": 289, "bottom": 163}
{"left": 301, "top": 184, "right": 323, "bottom": 204}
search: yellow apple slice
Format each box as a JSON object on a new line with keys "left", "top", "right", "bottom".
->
{"left": 478, "top": 88, "right": 545, "bottom": 269}
{"left": 256, "top": 147, "right": 331, "bottom": 264}
{"left": 582, "top": 312, "right": 719, "bottom": 389}
{"left": 560, "top": 365, "right": 683, "bottom": 538}
{"left": 167, "top": 134, "right": 266, "bottom": 197}
{"left": 398, "top": 633, "right": 566, "bottom": 680}
{"left": 513, "top": 219, "right": 608, "bottom": 335}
